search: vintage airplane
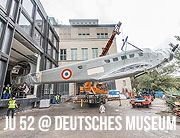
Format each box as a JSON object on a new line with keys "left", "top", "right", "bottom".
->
{"left": 16, "top": 45, "right": 176, "bottom": 85}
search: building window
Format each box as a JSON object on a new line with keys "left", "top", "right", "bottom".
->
{"left": 78, "top": 33, "right": 90, "bottom": 38}
{"left": 22, "top": 0, "right": 34, "bottom": 18}
{"left": 100, "top": 33, "right": 104, "bottom": 38}
{"left": 121, "top": 55, "right": 127, "bottom": 60}
{"left": 18, "top": 13, "right": 32, "bottom": 35}
{"left": 81, "top": 48, "right": 88, "bottom": 60}
{"left": 35, "top": 10, "right": 44, "bottom": 32}
{"left": 34, "top": 29, "right": 43, "bottom": 47}
{"left": 92, "top": 48, "right": 98, "bottom": 58}
{"left": 71, "top": 48, "right": 77, "bottom": 60}
{"left": 97, "top": 33, "right": 100, "bottom": 38}
{"left": 105, "top": 33, "right": 108, "bottom": 38}
{"left": 10, "top": 0, "right": 18, "bottom": 20}
{"left": 0, "top": 0, "right": 8, "bottom": 11}
{"left": 60, "top": 49, "right": 67, "bottom": 60}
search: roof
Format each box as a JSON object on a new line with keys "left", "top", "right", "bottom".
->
{"left": 54, "top": 24, "right": 116, "bottom": 27}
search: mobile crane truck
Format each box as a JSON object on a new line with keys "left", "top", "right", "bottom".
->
{"left": 73, "top": 22, "right": 122, "bottom": 107}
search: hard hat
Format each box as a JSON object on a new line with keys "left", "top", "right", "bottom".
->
{"left": 13, "top": 97, "right": 15, "bottom": 100}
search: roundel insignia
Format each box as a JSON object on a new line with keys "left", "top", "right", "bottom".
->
{"left": 61, "top": 69, "right": 72, "bottom": 80}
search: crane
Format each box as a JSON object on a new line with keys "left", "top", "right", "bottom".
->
{"left": 80, "top": 21, "right": 122, "bottom": 95}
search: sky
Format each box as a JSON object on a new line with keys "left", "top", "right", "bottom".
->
{"left": 40, "top": 0, "right": 180, "bottom": 51}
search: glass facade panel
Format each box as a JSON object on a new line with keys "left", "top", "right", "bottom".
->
{"left": 81, "top": 48, "right": 88, "bottom": 60}
{"left": 1, "top": 27, "right": 13, "bottom": 54}
{"left": 50, "top": 84, "right": 54, "bottom": 94}
{"left": 47, "top": 43, "right": 51, "bottom": 55}
{"left": 53, "top": 49, "right": 56, "bottom": 60}
{"left": 46, "top": 59, "right": 51, "bottom": 69}
{"left": 22, "top": 0, "right": 34, "bottom": 17}
{"left": 92, "top": 48, "right": 98, "bottom": 58}
{"left": 71, "top": 48, "right": 77, "bottom": 60}
{"left": 54, "top": 37, "right": 58, "bottom": 48}
{"left": 34, "top": 29, "right": 43, "bottom": 47}
{"left": 19, "top": 13, "right": 32, "bottom": 35}
{"left": 44, "top": 84, "right": 49, "bottom": 94}
{"left": 10, "top": 0, "right": 17, "bottom": 20}
{"left": 52, "top": 64, "right": 55, "bottom": 68}
{"left": 0, "top": 0, "right": 8, "bottom": 10}
{"left": 35, "top": 10, "right": 44, "bottom": 32}
{"left": 0, "top": 21, "right": 4, "bottom": 39}
{"left": 49, "top": 30, "right": 53, "bottom": 42}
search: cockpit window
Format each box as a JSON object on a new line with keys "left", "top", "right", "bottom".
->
{"left": 121, "top": 55, "right": 127, "bottom": 60}
{"left": 138, "top": 53, "right": 143, "bottom": 56}
{"left": 129, "top": 54, "right": 135, "bottom": 58}
{"left": 104, "top": 59, "right": 110, "bottom": 63}
{"left": 113, "top": 57, "right": 118, "bottom": 62}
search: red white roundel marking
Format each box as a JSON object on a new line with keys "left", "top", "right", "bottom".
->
{"left": 61, "top": 69, "right": 72, "bottom": 80}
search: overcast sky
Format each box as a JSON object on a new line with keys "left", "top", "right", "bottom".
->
{"left": 40, "top": 0, "right": 180, "bottom": 51}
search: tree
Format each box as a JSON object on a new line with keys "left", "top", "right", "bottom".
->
{"left": 133, "top": 70, "right": 179, "bottom": 91}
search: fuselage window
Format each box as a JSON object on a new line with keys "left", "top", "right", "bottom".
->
{"left": 78, "top": 65, "right": 83, "bottom": 69}
{"left": 129, "top": 54, "right": 135, "bottom": 58}
{"left": 104, "top": 59, "right": 110, "bottom": 63}
{"left": 138, "top": 52, "right": 143, "bottom": 56}
{"left": 121, "top": 55, "right": 127, "bottom": 60}
{"left": 113, "top": 57, "right": 118, "bottom": 62}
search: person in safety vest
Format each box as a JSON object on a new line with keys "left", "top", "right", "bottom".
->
{"left": 7, "top": 97, "right": 18, "bottom": 118}
{"left": 3, "top": 84, "right": 11, "bottom": 99}
{"left": 55, "top": 95, "right": 61, "bottom": 103}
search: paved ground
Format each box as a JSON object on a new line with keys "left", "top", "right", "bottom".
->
{"left": 0, "top": 98, "right": 179, "bottom": 138}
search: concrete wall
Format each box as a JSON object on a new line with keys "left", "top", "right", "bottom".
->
{"left": 115, "top": 77, "right": 132, "bottom": 92}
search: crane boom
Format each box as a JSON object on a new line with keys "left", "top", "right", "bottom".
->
{"left": 100, "top": 21, "right": 122, "bottom": 57}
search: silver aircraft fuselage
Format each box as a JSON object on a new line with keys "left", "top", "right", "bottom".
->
{"left": 17, "top": 48, "right": 173, "bottom": 85}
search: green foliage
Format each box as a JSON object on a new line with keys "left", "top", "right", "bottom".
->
{"left": 133, "top": 70, "right": 179, "bottom": 91}
{"left": 132, "top": 35, "right": 180, "bottom": 92}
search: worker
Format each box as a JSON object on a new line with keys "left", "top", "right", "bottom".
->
{"left": 3, "top": 84, "right": 11, "bottom": 99}
{"left": 7, "top": 97, "right": 18, "bottom": 118}
{"left": 152, "top": 90, "right": 155, "bottom": 99}
{"left": 54, "top": 95, "right": 60, "bottom": 104}
{"left": 99, "top": 103, "right": 105, "bottom": 113}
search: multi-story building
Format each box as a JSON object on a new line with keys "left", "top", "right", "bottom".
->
{"left": 54, "top": 19, "right": 132, "bottom": 96}
{"left": 0, "top": 0, "right": 59, "bottom": 107}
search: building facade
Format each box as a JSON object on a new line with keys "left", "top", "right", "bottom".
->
{"left": 55, "top": 19, "right": 131, "bottom": 96}
{"left": 0, "top": 0, "right": 59, "bottom": 106}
